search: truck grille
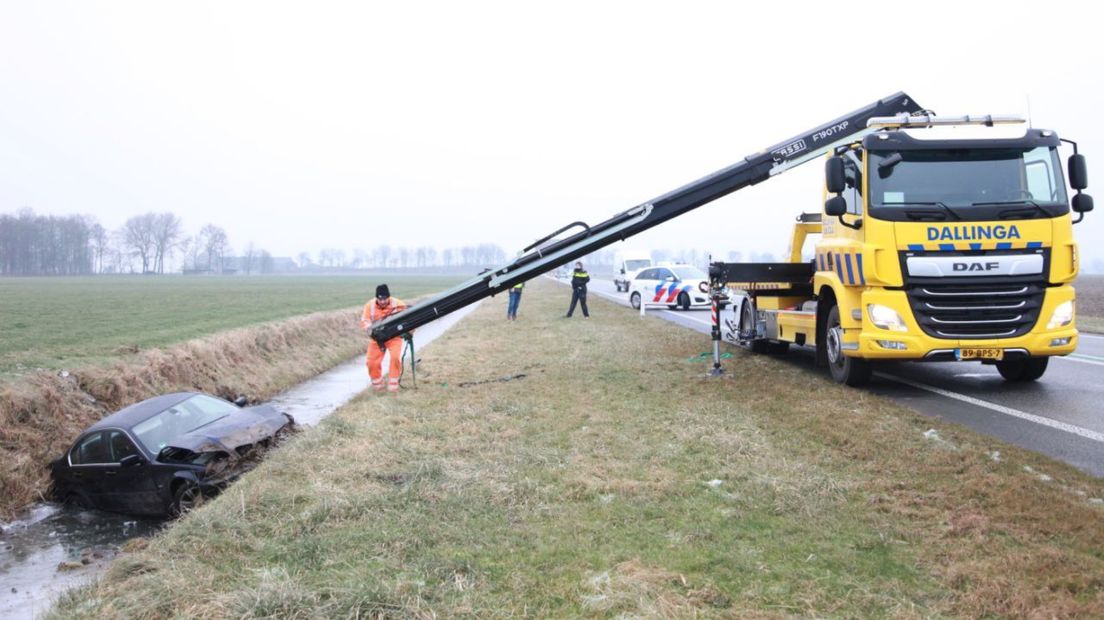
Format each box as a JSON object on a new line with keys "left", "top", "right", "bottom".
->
{"left": 905, "top": 280, "right": 1045, "bottom": 339}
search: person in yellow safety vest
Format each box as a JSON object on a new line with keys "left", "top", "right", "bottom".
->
{"left": 360, "top": 284, "right": 408, "bottom": 392}
{"left": 506, "top": 281, "right": 524, "bottom": 321}
{"left": 565, "top": 261, "right": 590, "bottom": 318}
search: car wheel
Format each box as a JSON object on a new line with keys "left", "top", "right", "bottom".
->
{"left": 169, "top": 480, "right": 205, "bottom": 518}
{"left": 825, "top": 305, "right": 872, "bottom": 386}
{"left": 996, "top": 357, "right": 1048, "bottom": 382}
{"left": 62, "top": 491, "right": 91, "bottom": 509}
{"left": 630, "top": 292, "right": 641, "bottom": 310}
{"left": 678, "top": 292, "right": 690, "bottom": 311}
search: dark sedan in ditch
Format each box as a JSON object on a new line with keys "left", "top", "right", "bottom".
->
{"left": 50, "top": 392, "right": 294, "bottom": 517}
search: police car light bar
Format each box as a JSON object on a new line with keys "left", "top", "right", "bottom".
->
{"left": 867, "top": 114, "right": 1026, "bottom": 129}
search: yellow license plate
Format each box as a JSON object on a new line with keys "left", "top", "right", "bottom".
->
{"left": 956, "top": 348, "right": 1004, "bottom": 361}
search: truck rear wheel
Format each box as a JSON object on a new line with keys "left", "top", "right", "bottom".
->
{"left": 996, "top": 357, "right": 1048, "bottom": 382}
{"left": 739, "top": 298, "right": 770, "bottom": 354}
{"left": 825, "top": 305, "right": 872, "bottom": 386}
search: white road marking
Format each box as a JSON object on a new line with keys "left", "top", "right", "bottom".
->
{"left": 876, "top": 372, "right": 1104, "bottom": 444}
{"left": 1055, "top": 355, "right": 1104, "bottom": 368}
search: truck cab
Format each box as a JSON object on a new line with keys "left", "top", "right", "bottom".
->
{"left": 719, "top": 115, "right": 1093, "bottom": 386}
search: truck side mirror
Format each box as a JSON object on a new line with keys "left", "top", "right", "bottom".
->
{"left": 826, "top": 157, "right": 846, "bottom": 194}
{"left": 1073, "top": 193, "right": 1094, "bottom": 213}
{"left": 825, "top": 196, "right": 847, "bottom": 217}
{"left": 1069, "top": 154, "right": 1088, "bottom": 190}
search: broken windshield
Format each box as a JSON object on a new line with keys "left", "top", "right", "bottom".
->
{"left": 132, "top": 395, "right": 239, "bottom": 455}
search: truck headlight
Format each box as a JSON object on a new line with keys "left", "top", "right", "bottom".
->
{"left": 867, "top": 304, "right": 908, "bottom": 332}
{"left": 1047, "top": 300, "right": 1074, "bottom": 329}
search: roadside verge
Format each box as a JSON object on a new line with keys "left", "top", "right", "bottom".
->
{"left": 51, "top": 279, "right": 1104, "bottom": 618}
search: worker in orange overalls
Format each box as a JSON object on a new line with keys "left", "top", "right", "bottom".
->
{"left": 360, "top": 284, "right": 408, "bottom": 392}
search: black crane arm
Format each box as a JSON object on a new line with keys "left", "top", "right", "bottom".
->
{"left": 371, "top": 92, "right": 923, "bottom": 344}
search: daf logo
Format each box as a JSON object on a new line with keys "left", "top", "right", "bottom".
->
{"left": 953, "top": 261, "right": 1000, "bottom": 272}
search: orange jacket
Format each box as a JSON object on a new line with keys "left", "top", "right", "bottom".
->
{"left": 361, "top": 297, "right": 407, "bottom": 331}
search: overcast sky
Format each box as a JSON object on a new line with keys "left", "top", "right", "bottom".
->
{"left": 2, "top": 1, "right": 1102, "bottom": 266}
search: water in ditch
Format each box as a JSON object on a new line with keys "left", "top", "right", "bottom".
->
{"left": 0, "top": 303, "right": 478, "bottom": 619}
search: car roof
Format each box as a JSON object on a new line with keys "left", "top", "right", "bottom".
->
{"left": 87, "top": 392, "right": 199, "bottom": 432}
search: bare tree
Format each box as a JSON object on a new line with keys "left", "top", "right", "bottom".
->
{"left": 242, "top": 241, "right": 257, "bottom": 275}
{"left": 297, "top": 251, "right": 313, "bottom": 269}
{"left": 375, "top": 245, "right": 391, "bottom": 269}
{"left": 121, "top": 213, "right": 158, "bottom": 273}
{"left": 151, "top": 212, "right": 183, "bottom": 274}
{"left": 200, "top": 224, "right": 230, "bottom": 272}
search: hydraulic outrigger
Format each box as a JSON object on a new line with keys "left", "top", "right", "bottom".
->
{"left": 371, "top": 92, "right": 925, "bottom": 346}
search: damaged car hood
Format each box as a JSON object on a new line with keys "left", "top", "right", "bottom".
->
{"left": 166, "top": 405, "right": 292, "bottom": 455}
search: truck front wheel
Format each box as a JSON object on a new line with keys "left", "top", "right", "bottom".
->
{"left": 996, "top": 357, "right": 1049, "bottom": 382}
{"left": 825, "top": 305, "right": 872, "bottom": 386}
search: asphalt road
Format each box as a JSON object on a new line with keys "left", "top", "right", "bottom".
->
{"left": 570, "top": 276, "right": 1104, "bottom": 478}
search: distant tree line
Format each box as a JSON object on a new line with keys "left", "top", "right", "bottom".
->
{"left": 0, "top": 210, "right": 98, "bottom": 275}
{"left": 0, "top": 208, "right": 246, "bottom": 276}
{"left": 2, "top": 208, "right": 628, "bottom": 276}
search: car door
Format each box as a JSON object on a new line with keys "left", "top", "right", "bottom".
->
{"left": 67, "top": 431, "right": 111, "bottom": 509}
{"left": 633, "top": 268, "right": 658, "bottom": 301}
{"left": 651, "top": 268, "right": 677, "bottom": 304}
{"left": 104, "top": 430, "right": 161, "bottom": 515}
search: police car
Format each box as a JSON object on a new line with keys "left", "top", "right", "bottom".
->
{"left": 627, "top": 263, "right": 726, "bottom": 310}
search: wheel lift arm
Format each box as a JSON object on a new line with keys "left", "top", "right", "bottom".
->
{"left": 371, "top": 92, "right": 923, "bottom": 345}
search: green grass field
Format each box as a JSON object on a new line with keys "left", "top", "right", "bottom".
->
{"left": 0, "top": 275, "right": 462, "bottom": 375}
{"left": 1076, "top": 274, "right": 1104, "bottom": 333}
{"left": 52, "top": 279, "right": 1104, "bottom": 618}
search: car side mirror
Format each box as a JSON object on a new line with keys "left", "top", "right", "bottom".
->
{"left": 666, "top": 276, "right": 676, "bottom": 282}
{"left": 1069, "top": 154, "right": 1088, "bottom": 190}
{"left": 620, "top": 268, "right": 625, "bottom": 274}
{"left": 120, "top": 454, "right": 145, "bottom": 468}
{"left": 233, "top": 396, "right": 248, "bottom": 407}
{"left": 825, "top": 156, "right": 846, "bottom": 194}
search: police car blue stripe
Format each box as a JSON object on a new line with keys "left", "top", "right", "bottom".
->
{"left": 996, "top": 242, "right": 1012, "bottom": 250}
{"left": 844, "top": 253, "right": 855, "bottom": 285}
{"left": 939, "top": 243, "right": 955, "bottom": 251}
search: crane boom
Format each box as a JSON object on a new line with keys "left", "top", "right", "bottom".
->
{"left": 371, "top": 92, "right": 924, "bottom": 344}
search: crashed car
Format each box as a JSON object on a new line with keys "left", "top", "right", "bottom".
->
{"left": 49, "top": 392, "right": 294, "bottom": 517}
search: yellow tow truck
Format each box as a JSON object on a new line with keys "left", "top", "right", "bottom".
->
{"left": 712, "top": 114, "right": 1093, "bottom": 385}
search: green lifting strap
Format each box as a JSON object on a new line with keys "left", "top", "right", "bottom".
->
{"left": 399, "top": 333, "right": 416, "bottom": 389}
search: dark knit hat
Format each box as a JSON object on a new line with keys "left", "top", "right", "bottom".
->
{"left": 375, "top": 284, "right": 390, "bottom": 299}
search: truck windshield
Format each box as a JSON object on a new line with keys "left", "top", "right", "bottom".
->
{"left": 869, "top": 147, "right": 1067, "bottom": 220}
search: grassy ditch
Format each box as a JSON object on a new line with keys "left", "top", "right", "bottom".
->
{"left": 0, "top": 275, "right": 459, "bottom": 520}
{"left": 52, "top": 279, "right": 1104, "bottom": 618}
{"left": 0, "top": 275, "right": 460, "bottom": 375}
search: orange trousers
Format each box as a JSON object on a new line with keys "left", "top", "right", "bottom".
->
{"left": 367, "top": 337, "right": 404, "bottom": 391}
